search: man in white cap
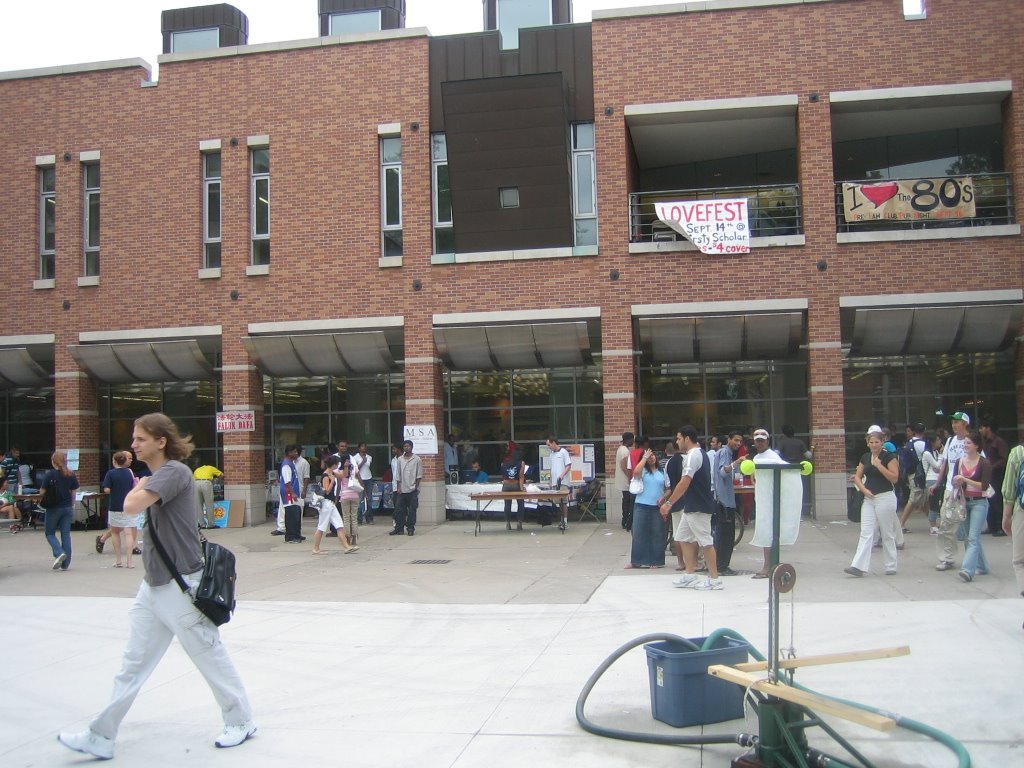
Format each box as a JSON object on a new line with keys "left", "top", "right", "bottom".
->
{"left": 749, "top": 428, "right": 785, "bottom": 578}
{"left": 933, "top": 411, "right": 971, "bottom": 571}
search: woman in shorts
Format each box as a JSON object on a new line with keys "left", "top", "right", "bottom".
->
{"left": 312, "top": 455, "right": 358, "bottom": 555}
{"left": 102, "top": 451, "right": 138, "bottom": 568}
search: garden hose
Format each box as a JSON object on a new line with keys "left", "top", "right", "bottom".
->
{"left": 575, "top": 627, "right": 970, "bottom": 767}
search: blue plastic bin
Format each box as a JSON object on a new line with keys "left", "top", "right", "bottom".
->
{"left": 645, "top": 636, "right": 748, "bottom": 727}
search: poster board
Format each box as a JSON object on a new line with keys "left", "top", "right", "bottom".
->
{"left": 538, "top": 443, "right": 595, "bottom": 485}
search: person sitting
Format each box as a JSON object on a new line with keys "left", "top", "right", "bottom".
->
{"left": 468, "top": 460, "right": 489, "bottom": 483}
{"left": 1, "top": 478, "right": 21, "bottom": 530}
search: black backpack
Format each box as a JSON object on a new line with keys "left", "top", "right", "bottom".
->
{"left": 898, "top": 440, "right": 922, "bottom": 487}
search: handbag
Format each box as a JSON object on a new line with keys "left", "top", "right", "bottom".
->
{"left": 629, "top": 475, "right": 644, "bottom": 495}
{"left": 940, "top": 485, "right": 967, "bottom": 524}
{"left": 149, "top": 523, "right": 236, "bottom": 626}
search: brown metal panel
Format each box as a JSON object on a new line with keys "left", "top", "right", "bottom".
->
{"left": 554, "top": 0, "right": 573, "bottom": 25}
{"left": 443, "top": 73, "right": 573, "bottom": 253}
{"left": 162, "top": 4, "right": 249, "bottom": 54}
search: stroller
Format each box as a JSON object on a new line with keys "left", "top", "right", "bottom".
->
{"left": 575, "top": 478, "right": 603, "bottom": 522}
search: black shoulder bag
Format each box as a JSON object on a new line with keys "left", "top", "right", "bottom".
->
{"left": 149, "top": 521, "right": 237, "bottom": 626}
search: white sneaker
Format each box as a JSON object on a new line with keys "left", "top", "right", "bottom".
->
{"left": 215, "top": 721, "right": 257, "bottom": 748}
{"left": 52, "top": 553, "right": 66, "bottom": 570}
{"left": 929, "top": 526, "right": 939, "bottom": 535}
{"left": 58, "top": 730, "right": 114, "bottom": 760}
{"left": 695, "top": 577, "right": 724, "bottom": 590}
{"left": 672, "top": 573, "right": 699, "bottom": 589}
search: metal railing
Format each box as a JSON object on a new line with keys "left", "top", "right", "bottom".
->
{"left": 628, "top": 184, "right": 802, "bottom": 243}
{"left": 835, "top": 173, "right": 1015, "bottom": 233}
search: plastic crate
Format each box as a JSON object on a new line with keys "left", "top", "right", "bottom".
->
{"left": 645, "top": 636, "right": 748, "bottom": 727}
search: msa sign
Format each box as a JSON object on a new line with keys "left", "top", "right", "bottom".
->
{"left": 216, "top": 410, "right": 256, "bottom": 432}
{"left": 655, "top": 199, "right": 751, "bottom": 254}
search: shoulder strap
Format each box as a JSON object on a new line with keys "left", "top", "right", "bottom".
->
{"left": 147, "top": 520, "right": 192, "bottom": 595}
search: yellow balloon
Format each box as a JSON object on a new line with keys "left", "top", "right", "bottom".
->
{"left": 740, "top": 459, "right": 756, "bottom": 476}
{"left": 800, "top": 460, "right": 813, "bottom": 476}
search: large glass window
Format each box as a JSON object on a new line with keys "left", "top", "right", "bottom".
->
{"left": 497, "top": 0, "right": 551, "bottom": 49}
{"left": 39, "top": 166, "right": 55, "bottom": 279}
{"left": 83, "top": 163, "right": 100, "bottom": 276}
{"left": 637, "top": 357, "right": 809, "bottom": 446}
{"left": 444, "top": 366, "right": 604, "bottom": 476}
{"left": 842, "top": 351, "right": 1015, "bottom": 470}
{"left": 263, "top": 373, "right": 406, "bottom": 480}
{"left": 381, "top": 137, "right": 402, "bottom": 256}
{"left": 251, "top": 148, "right": 270, "bottom": 265}
{"left": 203, "top": 152, "right": 222, "bottom": 269}
{"left": 572, "top": 123, "right": 597, "bottom": 246}
{"left": 98, "top": 379, "right": 221, "bottom": 475}
{"left": 432, "top": 134, "right": 454, "bottom": 253}
{"left": 0, "top": 386, "right": 55, "bottom": 482}
{"left": 329, "top": 10, "right": 381, "bottom": 35}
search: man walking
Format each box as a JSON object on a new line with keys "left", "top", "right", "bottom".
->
{"left": 933, "top": 412, "right": 970, "bottom": 570}
{"left": 391, "top": 440, "right": 422, "bottom": 536}
{"left": 662, "top": 426, "right": 722, "bottom": 590}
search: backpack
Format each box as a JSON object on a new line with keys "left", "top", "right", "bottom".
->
{"left": 910, "top": 438, "right": 926, "bottom": 489}
{"left": 41, "top": 472, "right": 59, "bottom": 508}
{"left": 897, "top": 440, "right": 921, "bottom": 487}
{"left": 1016, "top": 450, "right": 1024, "bottom": 507}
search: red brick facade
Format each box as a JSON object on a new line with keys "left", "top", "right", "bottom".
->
{"left": 1, "top": 0, "right": 1021, "bottom": 521}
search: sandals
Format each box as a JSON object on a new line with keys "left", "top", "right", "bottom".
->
{"left": 343, "top": 546, "right": 360, "bottom": 554}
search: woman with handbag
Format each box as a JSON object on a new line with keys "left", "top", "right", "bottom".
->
{"left": 58, "top": 413, "right": 255, "bottom": 759}
{"left": 845, "top": 426, "right": 900, "bottom": 577}
{"left": 333, "top": 457, "right": 362, "bottom": 545}
{"left": 313, "top": 455, "right": 358, "bottom": 554}
{"left": 952, "top": 431, "right": 992, "bottom": 583}
{"left": 626, "top": 448, "right": 667, "bottom": 568}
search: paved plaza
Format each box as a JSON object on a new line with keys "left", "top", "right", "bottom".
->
{"left": 1, "top": 513, "right": 1021, "bottom": 767}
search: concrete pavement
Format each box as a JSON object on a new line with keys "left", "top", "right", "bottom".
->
{"left": 1, "top": 513, "right": 1021, "bottom": 767}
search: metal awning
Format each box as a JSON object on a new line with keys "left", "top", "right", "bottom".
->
{"left": 68, "top": 340, "right": 216, "bottom": 383}
{"left": 433, "top": 321, "right": 592, "bottom": 371}
{"left": 242, "top": 332, "right": 397, "bottom": 377}
{"left": 637, "top": 313, "right": 805, "bottom": 363}
{"left": 0, "top": 347, "right": 51, "bottom": 387}
{"left": 846, "top": 304, "right": 1022, "bottom": 355}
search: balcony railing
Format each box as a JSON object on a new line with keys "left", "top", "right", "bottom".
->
{"left": 629, "top": 184, "right": 802, "bottom": 243}
{"left": 835, "top": 173, "right": 1015, "bottom": 233}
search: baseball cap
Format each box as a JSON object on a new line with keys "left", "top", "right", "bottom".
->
{"left": 752, "top": 428, "right": 770, "bottom": 440}
{"left": 865, "top": 425, "right": 884, "bottom": 436}
{"left": 951, "top": 411, "right": 970, "bottom": 425}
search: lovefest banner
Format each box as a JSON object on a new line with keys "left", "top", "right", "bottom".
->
{"left": 841, "top": 177, "right": 976, "bottom": 222}
{"left": 655, "top": 198, "right": 751, "bottom": 254}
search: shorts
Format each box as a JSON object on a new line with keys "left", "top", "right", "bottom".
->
{"left": 674, "top": 511, "right": 714, "bottom": 547}
{"left": 316, "top": 498, "right": 344, "bottom": 533}
{"left": 907, "top": 486, "right": 928, "bottom": 510}
{"left": 107, "top": 510, "right": 139, "bottom": 528}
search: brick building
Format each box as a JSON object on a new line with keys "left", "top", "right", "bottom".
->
{"left": 1, "top": 0, "right": 1021, "bottom": 525}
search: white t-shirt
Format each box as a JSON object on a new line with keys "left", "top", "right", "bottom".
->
{"left": 943, "top": 435, "right": 967, "bottom": 491}
{"left": 295, "top": 455, "right": 310, "bottom": 491}
{"left": 681, "top": 446, "right": 704, "bottom": 479}
{"left": 614, "top": 444, "right": 631, "bottom": 492}
{"left": 351, "top": 452, "right": 373, "bottom": 481}
{"left": 549, "top": 447, "right": 571, "bottom": 487}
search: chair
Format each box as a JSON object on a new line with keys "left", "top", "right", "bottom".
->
{"left": 576, "top": 478, "right": 603, "bottom": 522}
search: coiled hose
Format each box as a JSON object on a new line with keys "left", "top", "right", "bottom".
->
{"left": 575, "top": 627, "right": 971, "bottom": 767}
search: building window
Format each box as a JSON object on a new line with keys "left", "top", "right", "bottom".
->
{"left": 381, "top": 137, "right": 402, "bottom": 257}
{"left": 497, "top": 0, "right": 551, "bottom": 50}
{"left": 83, "top": 163, "right": 100, "bottom": 277}
{"left": 432, "top": 134, "right": 454, "bottom": 253}
{"left": 499, "top": 186, "right": 520, "bottom": 209}
{"left": 171, "top": 28, "right": 220, "bottom": 53}
{"left": 39, "top": 166, "right": 55, "bottom": 280}
{"left": 329, "top": 10, "right": 381, "bottom": 35}
{"left": 251, "top": 148, "right": 270, "bottom": 265}
{"left": 572, "top": 123, "right": 597, "bottom": 246}
{"left": 203, "top": 152, "right": 222, "bottom": 269}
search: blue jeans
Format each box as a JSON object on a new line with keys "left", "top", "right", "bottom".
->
{"left": 960, "top": 497, "right": 991, "bottom": 577}
{"left": 45, "top": 506, "right": 74, "bottom": 569}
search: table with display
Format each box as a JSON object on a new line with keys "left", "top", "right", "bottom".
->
{"left": 465, "top": 486, "right": 571, "bottom": 536}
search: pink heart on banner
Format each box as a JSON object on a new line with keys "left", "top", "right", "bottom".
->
{"left": 859, "top": 182, "right": 899, "bottom": 207}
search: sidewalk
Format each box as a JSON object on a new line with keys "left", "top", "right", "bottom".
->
{"left": 1, "top": 516, "right": 1020, "bottom": 767}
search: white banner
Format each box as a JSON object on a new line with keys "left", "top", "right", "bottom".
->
{"left": 403, "top": 424, "right": 439, "bottom": 455}
{"left": 655, "top": 198, "right": 751, "bottom": 254}
{"left": 216, "top": 410, "right": 255, "bottom": 432}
